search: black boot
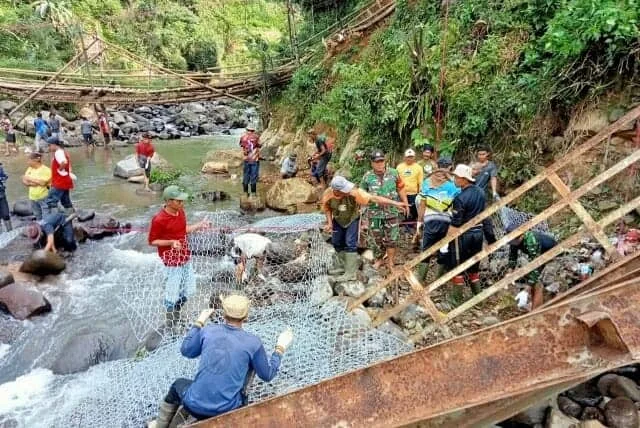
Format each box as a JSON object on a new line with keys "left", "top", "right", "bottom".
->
{"left": 250, "top": 183, "right": 257, "bottom": 196}
{"left": 242, "top": 184, "right": 249, "bottom": 195}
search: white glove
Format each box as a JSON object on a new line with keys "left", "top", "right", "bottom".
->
{"left": 195, "top": 309, "right": 215, "bottom": 326}
{"left": 515, "top": 290, "right": 529, "bottom": 310}
{"left": 276, "top": 328, "right": 294, "bottom": 353}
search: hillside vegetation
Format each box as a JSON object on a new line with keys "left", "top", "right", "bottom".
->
{"left": 281, "top": 0, "right": 640, "bottom": 186}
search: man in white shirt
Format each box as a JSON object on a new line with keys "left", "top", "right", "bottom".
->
{"left": 280, "top": 153, "right": 298, "bottom": 179}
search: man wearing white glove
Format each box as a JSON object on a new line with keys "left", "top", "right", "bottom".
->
{"left": 148, "top": 294, "right": 293, "bottom": 428}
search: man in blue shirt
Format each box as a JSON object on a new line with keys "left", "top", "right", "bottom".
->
{"left": 33, "top": 112, "right": 48, "bottom": 153}
{"left": 148, "top": 294, "right": 294, "bottom": 427}
{"left": 26, "top": 212, "right": 77, "bottom": 253}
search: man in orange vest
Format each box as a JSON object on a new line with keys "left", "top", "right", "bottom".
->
{"left": 45, "top": 139, "right": 75, "bottom": 215}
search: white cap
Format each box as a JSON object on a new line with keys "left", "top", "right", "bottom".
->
{"left": 221, "top": 294, "right": 250, "bottom": 319}
{"left": 452, "top": 164, "right": 475, "bottom": 182}
{"left": 330, "top": 175, "right": 355, "bottom": 193}
{"left": 404, "top": 149, "right": 416, "bottom": 157}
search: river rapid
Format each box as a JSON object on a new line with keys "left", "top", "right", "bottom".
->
{"left": 0, "top": 135, "right": 277, "bottom": 427}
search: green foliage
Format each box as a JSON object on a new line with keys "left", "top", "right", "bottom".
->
{"left": 182, "top": 39, "right": 218, "bottom": 71}
{"left": 150, "top": 168, "right": 182, "bottom": 186}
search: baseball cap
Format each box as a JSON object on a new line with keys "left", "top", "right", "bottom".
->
{"left": 163, "top": 185, "right": 189, "bottom": 201}
{"left": 437, "top": 156, "right": 453, "bottom": 167}
{"left": 221, "top": 294, "right": 250, "bottom": 319}
{"left": 370, "top": 150, "right": 385, "bottom": 161}
{"left": 452, "top": 164, "right": 475, "bottom": 182}
{"left": 330, "top": 175, "right": 355, "bottom": 193}
{"left": 404, "top": 149, "right": 416, "bottom": 157}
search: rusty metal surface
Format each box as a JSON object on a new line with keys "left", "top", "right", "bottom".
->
{"left": 191, "top": 279, "right": 640, "bottom": 428}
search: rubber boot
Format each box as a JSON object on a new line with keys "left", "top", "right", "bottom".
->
{"left": 334, "top": 252, "right": 359, "bottom": 282}
{"left": 147, "top": 400, "right": 179, "bottom": 428}
{"left": 2, "top": 219, "right": 12, "bottom": 232}
{"left": 250, "top": 183, "right": 257, "bottom": 196}
{"left": 242, "top": 184, "right": 249, "bottom": 196}
{"left": 329, "top": 251, "right": 345, "bottom": 275}
{"left": 416, "top": 262, "right": 428, "bottom": 282}
{"left": 447, "top": 275, "right": 465, "bottom": 307}
{"left": 469, "top": 272, "right": 482, "bottom": 295}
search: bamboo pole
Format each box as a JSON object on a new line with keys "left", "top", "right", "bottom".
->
{"left": 348, "top": 103, "right": 640, "bottom": 312}
{"left": 8, "top": 37, "right": 99, "bottom": 118}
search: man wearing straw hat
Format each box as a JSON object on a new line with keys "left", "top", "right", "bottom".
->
{"left": 147, "top": 294, "right": 294, "bottom": 427}
{"left": 447, "top": 164, "right": 487, "bottom": 303}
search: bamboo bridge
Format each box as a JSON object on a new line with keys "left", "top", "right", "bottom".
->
{"left": 0, "top": 0, "right": 396, "bottom": 111}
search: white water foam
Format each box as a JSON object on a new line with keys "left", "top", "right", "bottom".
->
{"left": 0, "top": 368, "right": 55, "bottom": 415}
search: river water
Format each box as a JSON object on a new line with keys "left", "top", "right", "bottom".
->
{"left": 0, "top": 135, "right": 280, "bottom": 426}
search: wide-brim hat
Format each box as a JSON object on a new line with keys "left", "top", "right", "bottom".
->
{"left": 221, "top": 294, "right": 250, "bottom": 319}
{"left": 452, "top": 164, "right": 475, "bottom": 182}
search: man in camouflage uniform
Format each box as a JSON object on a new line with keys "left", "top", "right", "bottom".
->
{"left": 361, "top": 149, "right": 409, "bottom": 272}
{"left": 506, "top": 223, "right": 557, "bottom": 310}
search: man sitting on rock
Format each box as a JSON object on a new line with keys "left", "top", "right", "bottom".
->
{"left": 280, "top": 153, "right": 298, "bottom": 179}
{"left": 147, "top": 295, "right": 293, "bottom": 427}
{"left": 26, "top": 212, "right": 77, "bottom": 254}
{"left": 322, "top": 175, "right": 408, "bottom": 282}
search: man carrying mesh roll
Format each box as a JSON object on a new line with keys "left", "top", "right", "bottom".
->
{"left": 147, "top": 294, "right": 293, "bottom": 427}
{"left": 322, "top": 175, "right": 408, "bottom": 281}
{"left": 148, "top": 185, "right": 209, "bottom": 329}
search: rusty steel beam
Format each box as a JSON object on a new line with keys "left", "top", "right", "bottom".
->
{"left": 190, "top": 279, "right": 640, "bottom": 428}
{"left": 348, "top": 104, "right": 640, "bottom": 312}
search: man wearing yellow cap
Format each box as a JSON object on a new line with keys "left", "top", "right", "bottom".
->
{"left": 148, "top": 295, "right": 293, "bottom": 427}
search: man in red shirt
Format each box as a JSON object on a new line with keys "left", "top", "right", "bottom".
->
{"left": 148, "top": 185, "right": 209, "bottom": 328}
{"left": 136, "top": 132, "right": 155, "bottom": 192}
{"left": 239, "top": 125, "right": 260, "bottom": 197}
{"left": 45, "top": 139, "right": 75, "bottom": 215}
{"left": 98, "top": 112, "right": 111, "bottom": 146}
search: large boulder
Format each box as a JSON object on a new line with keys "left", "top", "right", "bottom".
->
{"left": 112, "top": 111, "right": 127, "bottom": 125}
{"left": 265, "top": 178, "right": 317, "bottom": 211}
{"left": 604, "top": 397, "right": 639, "bottom": 428}
{"left": 12, "top": 200, "right": 33, "bottom": 217}
{"left": 0, "top": 271, "right": 14, "bottom": 288}
{"left": 239, "top": 195, "right": 265, "bottom": 212}
{"left": 183, "top": 102, "right": 206, "bottom": 114}
{"left": 78, "top": 105, "right": 97, "bottom": 122}
{"left": 0, "top": 282, "right": 51, "bottom": 320}
{"left": 74, "top": 214, "right": 131, "bottom": 241}
{"left": 209, "top": 105, "right": 235, "bottom": 124}
{"left": 201, "top": 161, "right": 229, "bottom": 174}
{"left": 0, "top": 100, "right": 17, "bottom": 114}
{"left": 114, "top": 153, "right": 168, "bottom": 178}
{"left": 19, "top": 250, "right": 66, "bottom": 276}
{"left": 51, "top": 331, "right": 117, "bottom": 374}
{"left": 204, "top": 149, "right": 244, "bottom": 168}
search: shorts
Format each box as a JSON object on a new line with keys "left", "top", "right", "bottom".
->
{"left": 164, "top": 262, "right": 196, "bottom": 310}
{"left": 366, "top": 216, "right": 400, "bottom": 250}
{"left": 138, "top": 156, "right": 151, "bottom": 178}
{"left": 5, "top": 133, "right": 16, "bottom": 144}
{"left": 83, "top": 133, "right": 93, "bottom": 144}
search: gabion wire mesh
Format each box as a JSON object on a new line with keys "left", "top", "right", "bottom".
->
{"left": 50, "top": 212, "right": 411, "bottom": 427}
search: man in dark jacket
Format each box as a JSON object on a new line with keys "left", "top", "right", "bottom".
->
{"left": 447, "top": 164, "right": 486, "bottom": 303}
{"left": 148, "top": 295, "right": 293, "bottom": 427}
{"left": 506, "top": 223, "right": 557, "bottom": 309}
{"left": 26, "top": 212, "right": 77, "bottom": 253}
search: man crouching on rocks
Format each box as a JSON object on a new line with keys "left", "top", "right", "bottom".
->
{"left": 147, "top": 295, "right": 293, "bottom": 427}
{"left": 322, "top": 176, "right": 408, "bottom": 281}
{"left": 148, "top": 185, "right": 209, "bottom": 329}
{"left": 26, "top": 212, "right": 77, "bottom": 255}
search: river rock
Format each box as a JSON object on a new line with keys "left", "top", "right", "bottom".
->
{"left": 0, "top": 100, "right": 17, "bottom": 113}
{"left": 604, "top": 397, "right": 639, "bottom": 428}
{"left": 265, "top": 241, "right": 298, "bottom": 265}
{"left": 127, "top": 175, "right": 146, "bottom": 183}
{"left": 204, "top": 149, "right": 244, "bottom": 167}
{"left": 378, "top": 320, "right": 409, "bottom": 342}
{"left": 392, "top": 304, "right": 428, "bottom": 330}
{"left": 210, "top": 105, "right": 234, "bottom": 124}
{"left": 76, "top": 209, "right": 95, "bottom": 222}
{"left": 12, "top": 200, "right": 33, "bottom": 217}
{"left": 199, "top": 191, "right": 228, "bottom": 202}
{"left": 120, "top": 122, "right": 140, "bottom": 135}
{"left": 567, "top": 383, "right": 603, "bottom": 407}
{"left": 580, "top": 421, "right": 607, "bottom": 428}
{"left": 0, "top": 282, "right": 51, "bottom": 320}
{"left": 581, "top": 406, "right": 605, "bottom": 423}
{"left": 309, "top": 277, "right": 333, "bottom": 305}
{"left": 74, "top": 215, "right": 130, "bottom": 241}
{"left": 0, "top": 271, "right": 15, "bottom": 288}
{"left": 608, "top": 376, "right": 640, "bottom": 402}
{"left": 239, "top": 195, "right": 266, "bottom": 212}
{"left": 183, "top": 102, "right": 206, "bottom": 114}
{"left": 558, "top": 396, "right": 583, "bottom": 419}
{"left": 265, "top": 178, "right": 317, "bottom": 211}
{"left": 51, "top": 331, "right": 117, "bottom": 374}
{"left": 333, "top": 280, "right": 365, "bottom": 298}
{"left": 112, "top": 111, "right": 126, "bottom": 124}
{"left": 512, "top": 402, "right": 551, "bottom": 425}
{"left": 201, "top": 161, "right": 229, "bottom": 174}
{"left": 114, "top": 153, "right": 168, "bottom": 178}
{"left": 546, "top": 407, "right": 579, "bottom": 428}
{"left": 19, "top": 250, "right": 66, "bottom": 276}
{"left": 199, "top": 123, "right": 218, "bottom": 134}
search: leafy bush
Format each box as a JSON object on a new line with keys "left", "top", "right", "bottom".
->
{"left": 182, "top": 39, "right": 218, "bottom": 71}
{"left": 150, "top": 168, "right": 182, "bottom": 186}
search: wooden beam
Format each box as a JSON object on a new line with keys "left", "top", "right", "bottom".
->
{"left": 348, "top": 104, "right": 640, "bottom": 312}
{"left": 546, "top": 172, "right": 616, "bottom": 256}
{"left": 403, "top": 270, "right": 445, "bottom": 323}
{"left": 370, "top": 148, "right": 640, "bottom": 327}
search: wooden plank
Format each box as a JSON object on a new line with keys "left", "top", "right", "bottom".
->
{"left": 349, "top": 104, "right": 640, "bottom": 313}
{"left": 404, "top": 270, "right": 444, "bottom": 323}
{"left": 547, "top": 172, "right": 616, "bottom": 255}
{"left": 441, "top": 193, "right": 640, "bottom": 324}
{"left": 369, "top": 148, "right": 640, "bottom": 326}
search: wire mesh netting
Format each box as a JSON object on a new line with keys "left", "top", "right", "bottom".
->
{"left": 50, "top": 212, "right": 412, "bottom": 427}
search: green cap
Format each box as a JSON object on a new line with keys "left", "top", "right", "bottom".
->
{"left": 163, "top": 185, "right": 188, "bottom": 201}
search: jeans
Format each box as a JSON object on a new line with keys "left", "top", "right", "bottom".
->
{"left": 482, "top": 218, "right": 497, "bottom": 244}
{"left": 31, "top": 198, "right": 47, "bottom": 220}
{"left": 46, "top": 187, "right": 73, "bottom": 211}
{"left": 164, "top": 378, "right": 207, "bottom": 420}
{"left": 421, "top": 220, "right": 451, "bottom": 267}
{"left": 449, "top": 228, "right": 484, "bottom": 275}
{"left": 0, "top": 196, "right": 9, "bottom": 221}
{"left": 332, "top": 218, "right": 359, "bottom": 253}
{"left": 406, "top": 194, "right": 418, "bottom": 230}
{"left": 242, "top": 162, "right": 259, "bottom": 186}
{"left": 164, "top": 263, "right": 196, "bottom": 310}
{"left": 313, "top": 153, "right": 331, "bottom": 183}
